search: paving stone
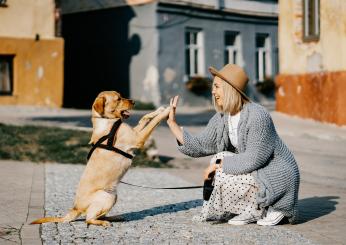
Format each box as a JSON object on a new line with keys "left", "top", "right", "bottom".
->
{"left": 41, "top": 164, "right": 314, "bottom": 245}
{"left": 1, "top": 105, "right": 346, "bottom": 244}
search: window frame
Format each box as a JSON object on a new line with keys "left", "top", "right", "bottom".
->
{"left": 0, "top": 55, "right": 14, "bottom": 96}
{"left": 255, "top": 33, "right": 272, "bottom": 83}
{"left": 0, "top": 0, "right": 8, "bottom": 7}
{"left": 184, "top": 28, "right": 205, "bottom": 78}
{"left": 303, "top": 0, "right": 320, "bottom": 42}
{"left": 224, "top": 31, "right": 242, "bottom": 66}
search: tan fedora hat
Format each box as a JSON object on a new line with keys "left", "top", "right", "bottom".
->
{"left": 209, "top": 64, "right": 250, "bottom": 101}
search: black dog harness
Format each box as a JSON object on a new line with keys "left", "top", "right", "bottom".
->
{"left": 87, "top": 119, "right": 203, "bottom": 190}
{"left": 87, "top": 120, "right": 134, "bottom": 160}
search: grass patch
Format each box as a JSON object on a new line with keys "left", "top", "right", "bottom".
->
{"left": 0, "top": 123, "right": 170, "bottom": 167}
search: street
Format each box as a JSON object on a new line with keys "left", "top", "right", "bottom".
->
{"left": 0, "top": 106, "right": 345, "bottom": 244}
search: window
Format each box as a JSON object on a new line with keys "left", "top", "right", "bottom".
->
{"left": 303, "top": 0, "right": 320, "bottom": 41}
{"left": 0, "top": 0, "right": 8, "bottom": 7}
{"left": 224, "top": 31, "right": 242, "bottom": 66}
{"left": 0, "top": 55, "right": 14, "bottom": 95}
{"left": 185, "top": 28, "right": 204, "bottom": 77}
{"left": 255, "top": 34, "right": 272, "bottom": 82}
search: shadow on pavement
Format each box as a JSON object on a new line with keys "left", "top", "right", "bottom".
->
{"left": 297, "top": 196, "right": 339, "bottom": 224}
{"left": 30, "top": 111, "right": 215, "bottom": 128}
{"left": 106, "top": 199, "right": 203, "bottom": 222}
{"left": 158, "top": 155, "right": 175, "bottom": 163}
{"left": 31, "top": 116, "right": 92, "bottom": 128}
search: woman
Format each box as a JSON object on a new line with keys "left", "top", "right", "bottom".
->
{"left": 167, "top": 64, "right": 300, "bottom": 226}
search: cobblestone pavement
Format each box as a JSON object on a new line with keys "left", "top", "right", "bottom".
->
{"left": 1, "top": 105, "right": 346, "bottom": 244}
{"left": 41, "top": 164, "right": 314, "bottom": 245}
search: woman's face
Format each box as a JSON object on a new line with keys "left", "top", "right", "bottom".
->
{"left": 212, "top": 77, "right": 224, "bottom": 107}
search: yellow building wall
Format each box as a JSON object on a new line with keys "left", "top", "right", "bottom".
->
{"left": 279, "top": 0, "right": 346, "bottom": 74}
{"left": 276, "top": 0, "right": 346, "bottom": 125}
{"left": 0, "top": 0, "right": 55, "bottom": 39}
{"left": 0, "top": 37, "right": 64, "bottom": 107}
{"left": 0, "top": 0, "right": 64, "bottom": 107}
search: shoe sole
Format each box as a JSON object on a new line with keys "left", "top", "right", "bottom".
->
{"left": 228, "top": 218, "right": 258, "bottom": 225}
{"left": 257, "top": 215, "right": 285, "bottom": 226}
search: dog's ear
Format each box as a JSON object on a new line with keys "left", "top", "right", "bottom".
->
{"left": 93, "top": 96, "right": 106, "bottom": 116}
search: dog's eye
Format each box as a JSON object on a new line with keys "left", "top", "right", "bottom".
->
{"left": 117, "top": 98, "right": 121, "bottom": 101}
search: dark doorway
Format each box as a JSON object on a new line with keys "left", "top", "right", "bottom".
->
{"left": 62, "top": 6, "right": 139, "bottom": 108}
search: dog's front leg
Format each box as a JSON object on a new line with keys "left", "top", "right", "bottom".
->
{"left": 133, "top": 106, "right": 165, "bottom": 132}
{"left": 135, "top": 107, "right": 170, "bottom": 148}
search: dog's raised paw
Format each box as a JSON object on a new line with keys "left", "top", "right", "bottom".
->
{"left": 161, "top": 107, "right": 171, "bottom": 117}
{"left": 157, "top": 106, "right": 165, "bottom": 112}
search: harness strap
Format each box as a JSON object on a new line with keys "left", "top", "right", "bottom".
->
{"left": 93, "top": 144, "right": 134, "bottom": 159}
{"left": 107, "top": 119, "right": 120, "bottom": 148}
{"left": 87, "top": 120, "right": 134, "bottom": 160}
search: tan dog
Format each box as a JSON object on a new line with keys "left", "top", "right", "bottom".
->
{"left": 31, "top": 91, "right": 170, "bottom": 226}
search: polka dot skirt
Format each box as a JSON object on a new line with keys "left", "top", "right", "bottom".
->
{"left": 194, "top": 151, "right": 264, "bottom": 222}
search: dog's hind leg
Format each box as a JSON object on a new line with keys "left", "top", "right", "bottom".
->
{"left": 85, "top": 191, "right": 116, "bottom": 227}
{"left": 86, "top": 206, "right": 112, "bottom": 227}
{"left": 30, "top": 208, "right": 81, "bottom": 224}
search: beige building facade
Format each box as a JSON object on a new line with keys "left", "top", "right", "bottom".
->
{"left": 0, "top": 0, "right": 64, "bottom": 107}
{"left": 276, "top": 0, "right": 346, "bottom": 125}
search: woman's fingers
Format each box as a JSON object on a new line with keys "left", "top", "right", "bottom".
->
{"left": 204, "top": 164, "right": 217, "bottom": 180}
{"left": 169, "top": 95, "right": 179, "bottom": 109}
{"left": 168, "top": 96, "right": 176, "bottom": 121}
{"left": 204, "top": 168, "right": 211, "bottom": 180}
{"left": 173, "top": 95, "right": 179, "bottom": 108}
{"left": 168, "top": 96, "right": 179, "bottom": 120}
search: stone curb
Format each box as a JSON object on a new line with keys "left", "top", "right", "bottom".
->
{"left": 21, "top": 164, "right": 45, "bottom": 245}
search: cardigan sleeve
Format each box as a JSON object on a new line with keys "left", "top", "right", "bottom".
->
{"left": 176, "top": 113, "right": 219, "bottom": 157}
{"left": 222, "top": 109, "right": 276, "bottom": 175}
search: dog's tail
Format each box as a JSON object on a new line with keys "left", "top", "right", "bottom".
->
{"left": 30, "top": 208, "right": 81, "bottom": 224}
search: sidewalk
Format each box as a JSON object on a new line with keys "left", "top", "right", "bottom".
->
{"left": 0, "top": 161, "right": 44, "bottom": 245}
{"left": 0, "top": 105, "right": 345, "bottom": 244}
{"left": 41, "top": 163, "right": 314, "bottom": 244}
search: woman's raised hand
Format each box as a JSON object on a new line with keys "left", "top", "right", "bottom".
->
{"left": 166, "top": 95, "right": 184, "bottom": 144}
{"left": 168, "top": 95, "right": 179, "bottom": 123}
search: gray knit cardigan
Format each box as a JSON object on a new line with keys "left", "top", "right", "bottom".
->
{"left": 177, "top": 102, "right": 300, "bottom": 223}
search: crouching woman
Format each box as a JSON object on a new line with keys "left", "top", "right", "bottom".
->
{"left": 166, "top": 64, "right": 300, "bottom": 225}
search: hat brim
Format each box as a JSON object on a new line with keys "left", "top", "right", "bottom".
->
{"left": 209, "top": 66, "right": 250, "bottom": 101}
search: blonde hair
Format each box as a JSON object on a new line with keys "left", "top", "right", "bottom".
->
{"left": 212, "top": 79, "right": 248, "bottom": 115}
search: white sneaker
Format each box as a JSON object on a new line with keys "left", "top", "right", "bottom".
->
{"left": 227, "top": 213, "right": 260, "bottom": 225}
{"left": 257, "top": 207, "right": 285, "bottom": 226}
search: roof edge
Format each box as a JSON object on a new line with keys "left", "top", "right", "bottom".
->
{"left": 159, "top": 0, "right": 278, "bottom": 18}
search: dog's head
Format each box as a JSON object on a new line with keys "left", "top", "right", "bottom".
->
{"left": 92, "top": 91, "right": 135, "bottom": 119}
